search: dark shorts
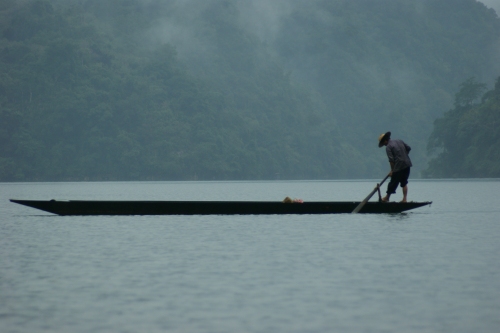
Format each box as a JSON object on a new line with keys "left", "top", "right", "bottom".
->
{"left": 387, "top": 167, "right": 410, "bottom": 194}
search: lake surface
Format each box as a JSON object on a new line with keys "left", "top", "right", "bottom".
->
{"left": 1, "top": 180, "right": 499, "bottom": 333}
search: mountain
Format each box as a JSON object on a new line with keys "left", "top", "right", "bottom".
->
{"left": 1, "top": 0, "right": 499, "bottom": 181}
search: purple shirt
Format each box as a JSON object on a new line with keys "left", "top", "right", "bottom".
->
{"left": 386, "top": 139, "right": 412, "bottom": 172}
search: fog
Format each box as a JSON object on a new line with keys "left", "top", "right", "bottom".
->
{"left": 479, "top": 0, "right": 500, "bottom": 14}
{"left": 1, "top": 0, "right": 499, "bottom": 180}
{"left": 84, "top": 0, "right": 500, "bottom": 175}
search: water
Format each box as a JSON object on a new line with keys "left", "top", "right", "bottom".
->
{"left": 1, "top": 180, "right": 499, "bottom": 333}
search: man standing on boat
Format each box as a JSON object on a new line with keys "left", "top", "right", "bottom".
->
{"left": 378, "top": 131, "right": 412, "bottom": 202}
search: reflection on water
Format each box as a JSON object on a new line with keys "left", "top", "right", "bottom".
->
{"left": 1, "top": 180, "right": 499, "bottom": 333}
{"left": 387, "top": 212, "right": 411, "bottom": 221}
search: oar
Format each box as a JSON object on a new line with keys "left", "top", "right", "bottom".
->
{"left": 351, "top": 173, "right": 391, "bottom": 214}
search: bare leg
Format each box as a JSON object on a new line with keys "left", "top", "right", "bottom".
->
{"left": 401, "top": 185, "right": 408, "bottom": 203}
{"left": 382, "top": 194, "right": 390, "bottom": 202}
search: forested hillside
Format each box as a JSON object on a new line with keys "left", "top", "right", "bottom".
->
{"left": 271, "top": 0, "right": 500, "bottom": 174}
{"left": 424, "top": 76, "right": 500, "bottom": 178}
{"left": 0, "top": 0, "right": 349, "bottom": 180}
{"left": 1, "top": 0, "right": 499, "bottom": 181}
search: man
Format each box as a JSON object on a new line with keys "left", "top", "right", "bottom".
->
{"left": 378, "top": 131, "right": 412, "bottom": 202}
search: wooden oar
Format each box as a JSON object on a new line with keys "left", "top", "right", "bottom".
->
{"left": 351, "top": 173, "right": 391, "bottom": 214}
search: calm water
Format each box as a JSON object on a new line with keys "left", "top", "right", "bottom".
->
{"left": 1, "top": 180, "right": 499, "bottom": 333}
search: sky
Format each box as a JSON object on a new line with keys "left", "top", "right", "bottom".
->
{"left": 479, "top": 0, "right": 500, "bottom": 14}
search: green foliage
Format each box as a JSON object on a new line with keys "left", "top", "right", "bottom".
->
{"left": 1, "top": 0, "right": 499, "bottom": 181}
{"left": 0, "top": 0, "right": 348, "bottom": 181}
{"left": 424, "top": 77, "right": 500, "bottom": 177}
{"left": 273, "top": 0, "right": 500, "bottom": 175}
{"left": 453, "top": 77, "right": 487, "bottom": 107}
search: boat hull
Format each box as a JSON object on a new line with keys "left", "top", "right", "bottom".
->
{"left": 10, "top": 199, "right": 432, "bottom": 216}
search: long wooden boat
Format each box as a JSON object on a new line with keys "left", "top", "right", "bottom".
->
{"left": 10, "top": 199, "right": 432, "bottom": 216}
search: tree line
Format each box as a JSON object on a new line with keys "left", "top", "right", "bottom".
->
{"left": 424, "top": 76, "right": 500, "bottom": 178}
{"left": 1, "top": 0, "right": 499, "bottom": 181}
{"left": 0, "top": 0, "right": 351, "bottom": 181}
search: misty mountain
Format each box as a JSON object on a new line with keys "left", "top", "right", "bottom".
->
{"left": 1, "top": 0, "right": 499, "bottom": 181}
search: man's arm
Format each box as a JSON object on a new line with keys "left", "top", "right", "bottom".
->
{"left": 389, "top": 162, "right": 395, "bottom": 176}
{"left": 404, "top": 142, "right": 411, "bottom": 153}
{"left": 386, "top": 145, "right": 395, "bottom": 175}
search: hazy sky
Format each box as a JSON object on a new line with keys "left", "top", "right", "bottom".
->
{"left": 479, "top": 0, "right": 500, "bottom": 14}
